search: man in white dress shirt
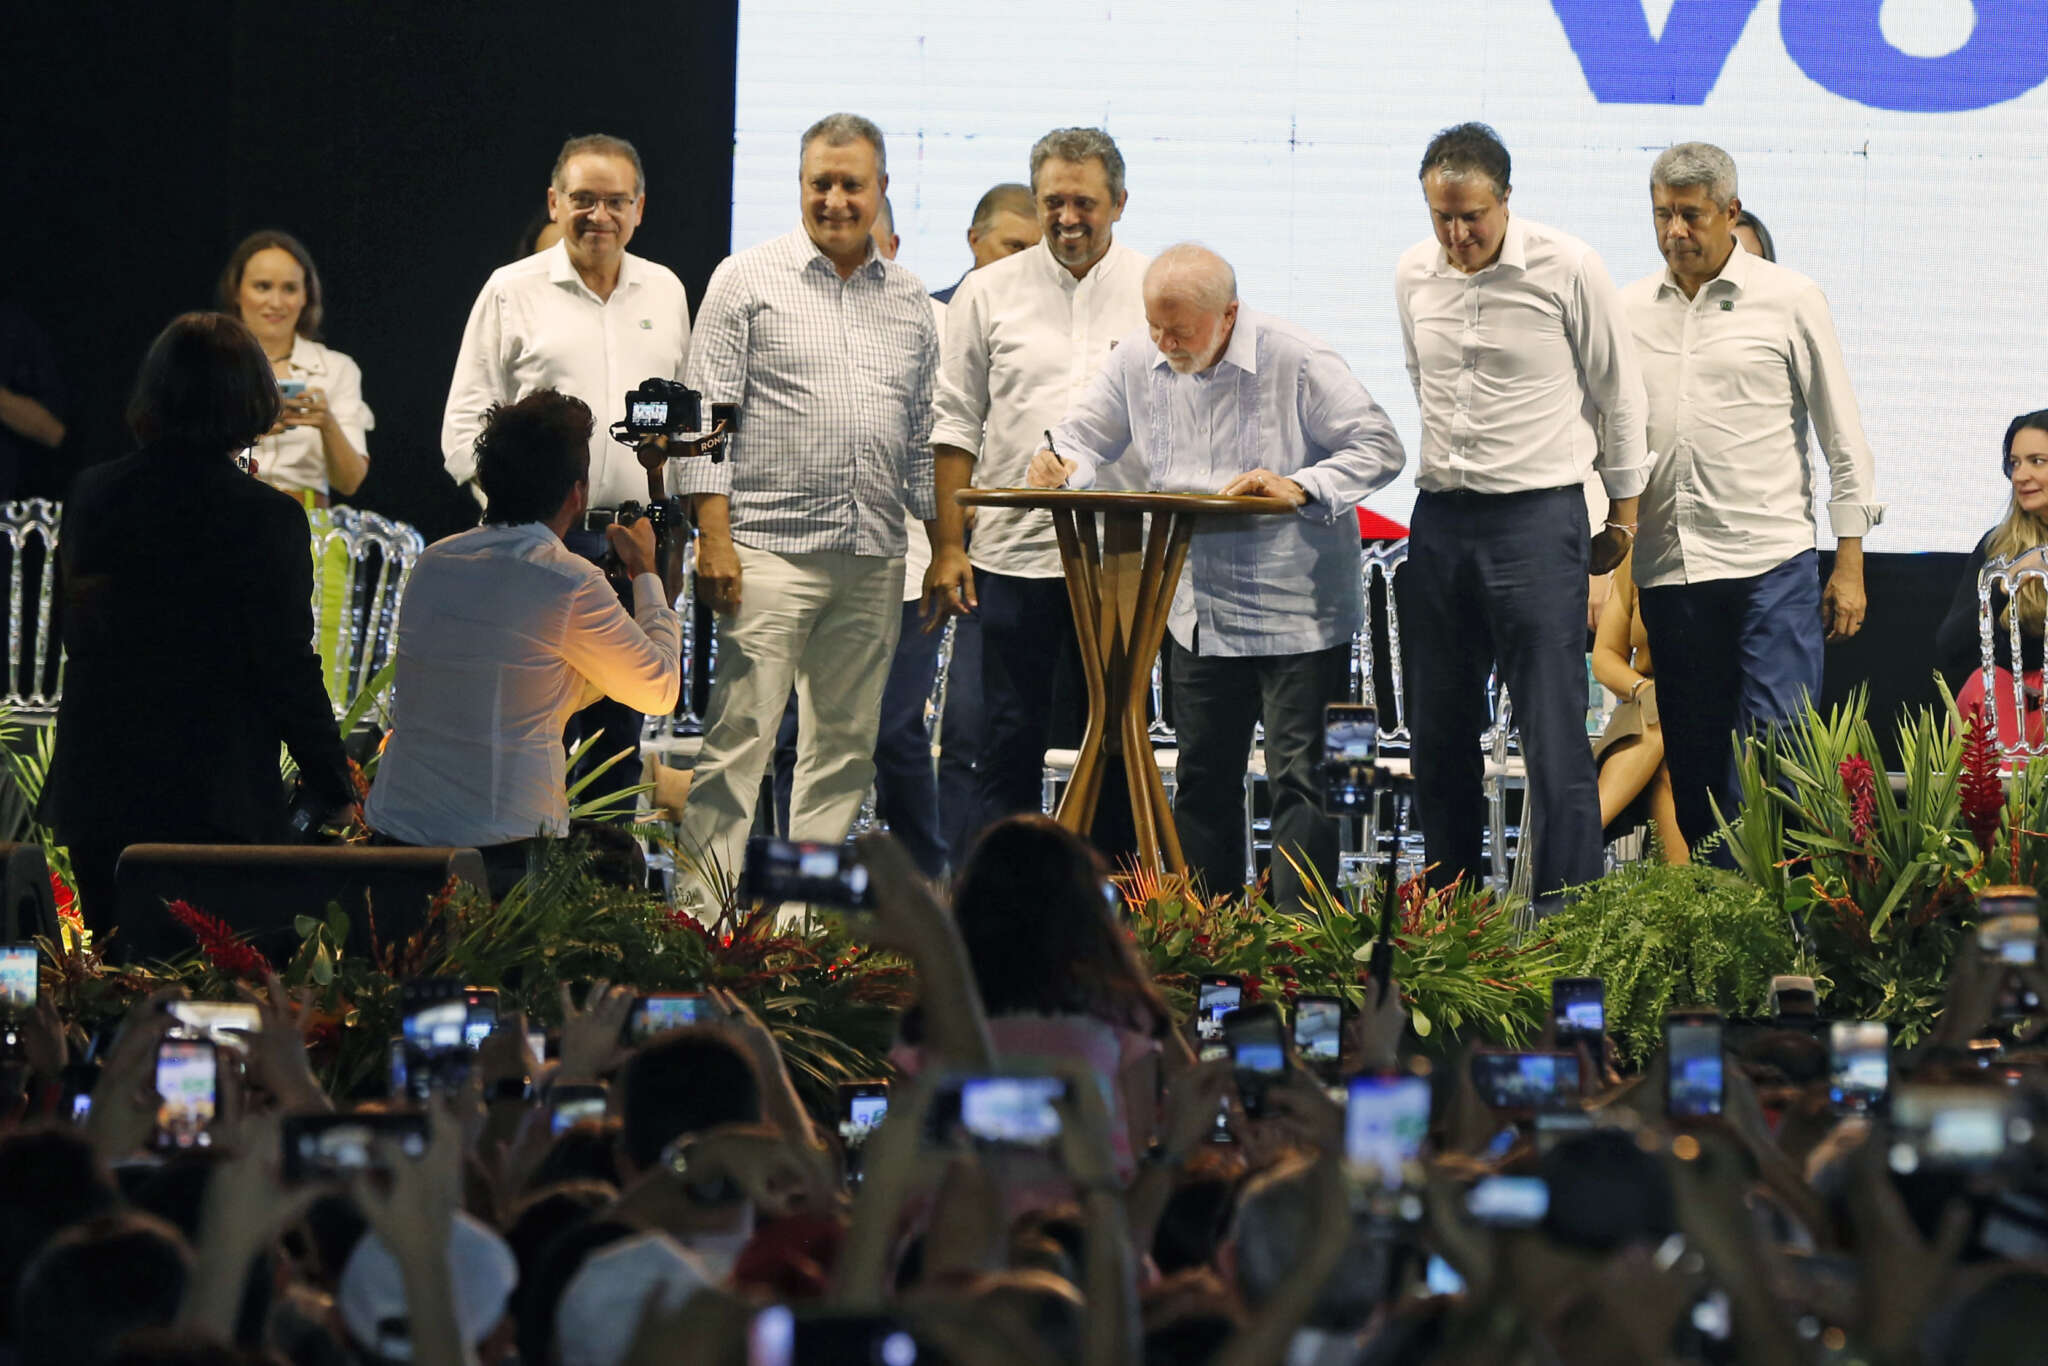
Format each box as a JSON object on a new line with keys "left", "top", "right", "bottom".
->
{"left": 926, "top": 127, "right": 1151, "bottom": 850}
{"left": 1393, "top": 123, "right": 1649, "bottom": 904}
{"left": 366, "top": 391, "right": 681, "bottom": 894}
{"left": 1624, "top": 142, "right": 1881, "bottom": 859}
{"left": 673, "top": 113, "right": 940, "bottom": 914}
{"left": 1029, "top": 245, "right": 1405, "bottom": 908}
{"left": 441, "top": 133, "right": 694, "bottom": 810}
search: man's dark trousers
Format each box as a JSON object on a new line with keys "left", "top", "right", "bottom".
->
{"left": 1397, "top": 486, "right": 1601, "bottom": 897}
{"left": 562, "top": 527, "right": 645, "bottom": 815}
{"left": 976, "top": 567, "right": 1135, "bottom": 855}
{"left": 1167, "top": 637, "right": 1349, "bottom": 909}
{"left": 1639, "top": 549, "right": 1823, "bottom": 866}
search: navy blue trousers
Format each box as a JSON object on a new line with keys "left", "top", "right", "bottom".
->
{"left": 1639, "top": 550, "right": 1823, "bottom": 864}
{"left": 1397, "top": 487, "right": 1601, "bottom": 897}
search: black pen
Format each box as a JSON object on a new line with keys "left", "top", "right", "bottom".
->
{"left": 1043, "top": 428, "right": 1067, "bottom": 487}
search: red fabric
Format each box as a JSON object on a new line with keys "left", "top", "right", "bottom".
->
{"left": 1957, "top": 667, "right": 2047, "bottom": 753}
{"left": 1357, "top": 507, "right": 1408, "bottom": 540}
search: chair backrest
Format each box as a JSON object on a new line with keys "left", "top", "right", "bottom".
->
{"left": 307, "top": 507, "right": 425, "bottom": 719}
{"left": 0, "top": 500, "right": 63, "bottom": 714}
{"left": 0, "top": 842, "right": 58, "bottom": 942}
{"left": 1976, "top": 547, "right": 2048, "bottom": 759}
{"left": 1354, "top": 538, "right": 1410, "bottom": 747}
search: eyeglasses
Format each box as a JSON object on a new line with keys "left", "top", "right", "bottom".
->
{"left": 564, "top": 192, "right": 637, "bottom": 216}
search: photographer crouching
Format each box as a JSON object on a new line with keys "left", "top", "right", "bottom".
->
{"left": 365, "top": 391, "right": 681, "bottom": 896}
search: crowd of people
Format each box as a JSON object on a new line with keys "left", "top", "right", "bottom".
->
{"left": 6, "top": 817, "right": 2048, "bottom": 1366}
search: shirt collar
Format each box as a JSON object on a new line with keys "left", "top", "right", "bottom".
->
{"left": 794, "top": 227, "right": 884, "bottom": 280}
{"left": 1656, "top": 238, "right": 1751, "bottom": 300}
{"left": 1150, "top": 308, "right": 1258, "bottom": 378}
{"left": 547, "top": 238, "right": 639, "bottom": 298}
{"left": 283, "top": 333, "right": 321, "bottom": 375}
{"left": 1430, "top": 213, "right": 1527, "bottom": 278}
{"left": 1035, "top": 236, "right": 1117, "bottom": 291}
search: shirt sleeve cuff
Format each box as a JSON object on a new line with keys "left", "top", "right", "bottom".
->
{"left": 1827, "top": 502, "right": 1886, "bottom": 539}
{"left": 631, "top": 573, "right": 672, "bottom": 615}
{"left": 671, "top": 455, "right": 731, "bottom": 499}
{"left": 929, "top": 421, "right": 984, "bottom": 457}
{"left": 1596, "top": 460, "right": 1653, "bottom": 501}
{"left": 1289, "top": 470, "right": 1342, "bottom": 524}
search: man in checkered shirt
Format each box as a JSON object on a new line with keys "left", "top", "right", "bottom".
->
{"left": 672, "top": 112, "right": 942, "bottom": 914}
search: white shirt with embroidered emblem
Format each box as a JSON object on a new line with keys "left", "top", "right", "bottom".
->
{"left": 1395, "top": 215, "right": 1651, "bottom": 500}
{"left": 254, "top": 334, "right": 373, "bottom": 497}
{"left": 363, "top": 522, "right": 682, "bottom": 848}
{"left": 441, "top": 240, "right": 692, "bottom": 510}
{"left": 930, "top": 238, "right": 1151, "bottom": 579}
{"left": 1622, "top": 241, "right": 1883, "bottom": 590}
{"left": 1050, "top": 309, "right": 1406, "bottom": 658}
{"left": 673, "top": 230, "right": 938, "bottom": 556}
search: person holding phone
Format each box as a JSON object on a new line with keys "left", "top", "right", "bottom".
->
{"left": 218, "top": 230, "right": 371, "bottom": 504}
{"left": 892, "top": 815, "right": 1176, "bottom": 1177}
{"left": 1030, "top": 243, "right": 1405, "bottom": 908}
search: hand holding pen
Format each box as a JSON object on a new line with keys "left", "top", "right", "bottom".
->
{"left": 1025, "top": 428, "right": 1079, "bottom": 489}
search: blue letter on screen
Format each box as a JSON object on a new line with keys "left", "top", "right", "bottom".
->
{"left": 1781, "top": 0, "right": 2048, "bottom": 113}
{"left": 1552, "top": 0, "right": 1761, "bottom": 104}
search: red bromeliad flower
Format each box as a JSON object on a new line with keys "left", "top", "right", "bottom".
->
{"left": 1838, "top": 754, "right": 1878, "bottom": 846}
{"left": 1960, "top": 704, "right": 2006, "bottom": 857}
{"left": 164, "top": 899, "right": 269, "bottom": 980}
{"left": 49, "top": 870, "right": 78, "bottom": 926}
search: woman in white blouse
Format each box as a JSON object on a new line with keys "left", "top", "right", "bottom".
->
{"left": 216, "top": 231, "right": 371, "bottom": 503}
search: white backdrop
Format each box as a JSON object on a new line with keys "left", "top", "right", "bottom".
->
{"left": 731, "top": 0, "right": 2048, "bottom": 550}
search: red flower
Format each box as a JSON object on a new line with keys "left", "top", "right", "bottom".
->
{"left": 163, "top": 899, "right": 269, "bottom": 980}
{"left": 1838, "top": 754, "right": 1878, "bottom": 846}
{"left": 49, "top": 870, "right": 77, "bottom": 925}
{"left": 1960, "top": 704, "right": 2005, "bottom": 856}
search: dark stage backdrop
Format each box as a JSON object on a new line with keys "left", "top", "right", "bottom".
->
{"left": 0, "top": 1, "right": 738, "bottom": 542}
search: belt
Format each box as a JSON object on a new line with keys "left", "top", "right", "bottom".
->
{"left": 1416, "top": 483, "right": 1582, "bottom": 504}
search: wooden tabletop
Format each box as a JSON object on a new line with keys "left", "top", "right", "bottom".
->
{"left": 955, "top": 487, "right": 1294, "bottom": 515}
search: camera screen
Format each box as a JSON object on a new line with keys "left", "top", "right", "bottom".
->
{"left": 1829, "top": 1021, "right": 1889, "bottom": 1110}
{"left": 1552, "top": 980, "right": 1604, "bottom": 1036}
{"left": 1295, "top": 998, "right": 1342, "bottom": 1062}
{"left": 1466, "top": 1175, "right": 1549, "bottom": 1226}
{"left": 1196, "top": 981, "right": 1241, "bottom": 1042}
{"left": 404, "top": 1000, "right": 466, "bottom": 1052}
{"left": 168, "top": 1000, "right": 262, "bottom": 1038}
{"left": 0, "top": 947, "right": 35, "bottom": 1011}
{"left": 294, "top": 1119, "right": 428, "bottom": 1175}
{"left": 1667, "top": 1023, "right": 1724, "bottom": 1118}
{"left": 848, "top": 1094, "right": 889, "bottom": 1130}
{"left": 1472, "top": 1052, "right": 1581, "bottom": 1109}
{"left": 957, "top": 1077, "right": 1065, "bottom": 1147}
{"left": 634, "top": 994, "right": 712, "bottom": 1039}
{"left": 155, "top": 1043, "right": 217, "bottom": 1150}
{"left": 1323, "top": 707, "right": 1379, "bottom": 763}
{"left": 631, "top": 399, "right": 669, "bottom": 426}
{"left": 1981, "top": 913, "right": 2041, "bottom": 964}
{"left": 740, "top": 837, "right": 872, "bottom": 909}
{"left": 748, "top": 1307, "right": 920, "bottom": 1366}
{"left": 1345, "top": 1075, "right": 1431, "bottom": 1186}
{"left": 463, "top": 1000, "right": 497, "bottom": 1050}
{"left": 551, "top": 1096, "right": 608, "bottom": 1136}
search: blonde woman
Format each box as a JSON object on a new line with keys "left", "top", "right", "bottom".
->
{"left": 1591, "top": 555, "right": 1687, "bottom": 863}
{"left": 1939, "top": 410, "right": 2048, "bottom": 742}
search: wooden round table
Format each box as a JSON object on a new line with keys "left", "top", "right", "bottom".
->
{"left": 956, "top": 488, "right": 1294, "bottom": 876}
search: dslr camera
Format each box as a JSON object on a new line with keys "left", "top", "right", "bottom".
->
{"left": 622, "top": 378, "right": 701, "bottom": 439}
{"left": 610, "top": 378, "right": 739, "bottom": 462}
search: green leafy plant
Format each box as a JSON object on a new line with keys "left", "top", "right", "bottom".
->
{"left": 1546, "top": 861, "right": 1814, "bottom": 1065}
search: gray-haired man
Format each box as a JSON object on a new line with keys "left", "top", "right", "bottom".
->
{"left": 673, "top": 112, "right": 941, "bottom": 912}
{"left": 1623, "top": 141, "right": 1882, "bottom": 861}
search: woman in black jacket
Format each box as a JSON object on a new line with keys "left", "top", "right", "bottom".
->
{"left": 47, "top": 312, "right": 353, "bottom": 934}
